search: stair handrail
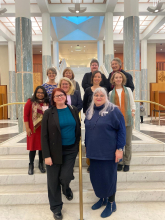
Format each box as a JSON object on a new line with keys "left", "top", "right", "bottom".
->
{"left": 99, "top": 63, "right": 109, "bottom": 78}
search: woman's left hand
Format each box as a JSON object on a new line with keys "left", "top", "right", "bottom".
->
{"left": 115, "top": 150, "right": 123, "bottom": 163}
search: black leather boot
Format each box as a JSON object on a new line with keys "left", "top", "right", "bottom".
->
{"left": 28, "top": 163, "right": 34, "bottom": 175}
{"left": 39, "top": 162, "right": 46, "bottom": 173}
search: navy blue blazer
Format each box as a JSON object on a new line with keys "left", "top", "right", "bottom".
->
{"left": 71, "top": 90, "right": 83, "bottom": 112}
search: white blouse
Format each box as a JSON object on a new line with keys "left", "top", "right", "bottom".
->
{"left": 109, "top": 87, "right": 136, "bottom": 111}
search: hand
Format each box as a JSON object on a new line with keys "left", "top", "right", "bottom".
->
{"left": 132, "top": 112, "right": 135, "bottom": 117}
{"left": 115, "top": 149, "right": 123, "bottom": 163}
{"left": 45, "top": 157, "right": 53, "bottom": 166}
{"left": 26, "top": 128, "right": 32, "bottom": 137}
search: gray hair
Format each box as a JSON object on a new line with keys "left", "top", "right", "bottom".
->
{"left": 86, "top": 87, "right": 115, "bottom": 120}
{"left": 111, "top": 58, "right": 122, "bottom": 67}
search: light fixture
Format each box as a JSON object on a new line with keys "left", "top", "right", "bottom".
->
{"left": 40, "top": 51, "right": 42, "bottom": 52}
{"left": 160, "top": 49, "right": 163, "bottom": 50}
{"left": 84, "top": 46, "right": 86, "bottom": 47}
{"left": 68, "top": 3, "right": 87, "bottom": 14}
{"left": 147, "top": 1, "right": 165, "bottom": 13}
{"left": 114, "top": 50, "right": 116, "bottom": 52}
{"left": 75, "top": 49, "right": 81, "bottom": 51}
{"left": 71, "top": 51, "right": 73, "bottom": 52}
{"left": 71, "top": 46, "right": 72, "bottom": 47}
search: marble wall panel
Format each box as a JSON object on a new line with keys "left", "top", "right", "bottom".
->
{"left": 141, "top": 69, "right": 148, "bottom": 116}
{"left": 9, "top": 71, "right": 16, "bottom": 120}
{"left": 105, "top": 54, "right": 114, "bottom": 73}
{"left": 42, "top": 55, "right": 52, "bottom": 83}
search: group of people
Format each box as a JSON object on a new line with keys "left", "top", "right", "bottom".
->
{"left": 23, "top": 57, "right": 135, "bottom": 220}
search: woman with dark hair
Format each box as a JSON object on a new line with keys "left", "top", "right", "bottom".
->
{"left": 83, "top": 70, "right": 102, "bottom": 114}
{"left": 42, "top": 67, "right": 58, "bottom": 105}
{"left": 41, "top": 88, "right": 81, "bottom": 220}
{"left": 24, "top": 86, "right": 49, "bottom": 175}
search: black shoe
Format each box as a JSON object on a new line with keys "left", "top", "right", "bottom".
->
{"left": 53, "top": 212, "right": 63, "bottom": 220}
{"left": 39, "top": 162, "right": 46, "bottom": 173}
{"left": 87, "top": 166, "right": 90, "bottom": 173}
{"left": 117, "top": 164, "right": 123, "bottom": 171}
{"left": 65, "top": 188, "right": 73, "bottom": 201}
{"left": 28, "top": 163, "right": 34, "bottom": 175}
{"left": 123, "top": 165, "right": 130, "bottom": 172}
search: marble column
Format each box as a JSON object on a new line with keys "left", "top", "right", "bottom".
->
{"left": 42, "top": 12, "right": 52, "bottom": 83}
{"left": 123, "top": 0, "right": 140, "bottom": 131}
{"left": 105, "top": 12, "right": 114, "bottom": 73}
{"left": 15, "top": 0, "right": 33, "bottom": 133}
{"left": 97, "top": 40, "right": 103, "bottom": 67}
{"left": 53, "top": 41, "right": 59, "bottom": 70}
{"left": 8, "top": 41, "right": 17, "bottom": 120}
{"left": 141, "top": 39, "right": 148, "bottom": 116}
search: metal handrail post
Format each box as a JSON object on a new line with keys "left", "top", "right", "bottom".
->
{"left": 78, "top": 113, "right": 84, "bottom": 220}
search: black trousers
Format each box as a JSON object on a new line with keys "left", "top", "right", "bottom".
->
{"left": 46, "top": 150, "right": 78, "bottom": 213}
{"left": 29, "top": 150, "right": 43, "bottom": 164}
{"left": 109, "top": 193, "right": 115, "bottom": 202}
{"left": 140, "top": 116, "right": 143, "bottom": 123}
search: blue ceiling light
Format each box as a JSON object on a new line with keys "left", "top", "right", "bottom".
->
{"left": 62, "top": 16, "right": 94, "bottom": 25}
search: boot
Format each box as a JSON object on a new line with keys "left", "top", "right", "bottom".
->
{"left": 39, "top": 162, "right": 46, "bottom": 173}
{"left": 101, "top": 201, "right": 116, "bottom": 218}
{"left": 91, "top": 198, "right": 108, "bottom": 210}
{"left": 28, "top": 163, "right": 34, "bottom": 175}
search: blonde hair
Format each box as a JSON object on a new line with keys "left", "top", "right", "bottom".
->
{"left": 110, "top": 71, "right": 127, "bottom": 86}
{"left": 63, "top": 68, "right": 75, "bottom": 79}
{"left": 58, "top": 77, "right": 75, "bottom": 95}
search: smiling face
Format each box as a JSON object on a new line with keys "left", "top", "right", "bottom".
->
{"left": 90, "top": 62, "right": 99, "bottom": 73}
{"left": 93, "top": 92, "right": 106, "bottom": 107}
{"left": 47, "top": 70, "right": 56, "bottom": 81}
{"left": 53, "top": 91, "right": 66, "bottom": 106}
{"left": 60, "top": 80, "right": 70, "bottom": 94}
{"left": 36, "top": 88, "right": 44, "bottom": 100}
{"left": 64, "top": 71, "right": 73, "bottom": 80}
{"left": 113, "top": 73, "right": 123, "bottom": 86}
{"left": 93, "top": 72, "right": 102, "bottom": 86}
{"left": 111, "top": 61, "right": 121, "bottom": 72}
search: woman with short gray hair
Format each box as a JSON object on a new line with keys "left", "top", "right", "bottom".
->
{"left": 107, "top": 57, "right": 134, "bottom": 92}
{"left": 85, "top": 87, "right": 126, "bottom": 218}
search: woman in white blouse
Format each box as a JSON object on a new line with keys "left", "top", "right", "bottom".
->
{"left": 109, "top": 71, "right": 135, "bottom": 172}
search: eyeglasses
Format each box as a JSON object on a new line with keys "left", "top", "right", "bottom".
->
{"left": 61, "top": 83, "right": 70, "bottom": 86}
{"left": 37, "top": 92, "right": 44, "bottom": 94}
{"left": 54, "top": 94, "right": 65, "bottom": 98}
{"left": 48, "top": 73, "right": 56, "bottom": 75}
{"left": 94, "top": 94, "right": 105, "bottom": 98}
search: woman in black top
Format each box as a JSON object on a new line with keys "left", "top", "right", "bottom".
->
{"left": 83, "top": 71, "right": 102, "bottom": 113}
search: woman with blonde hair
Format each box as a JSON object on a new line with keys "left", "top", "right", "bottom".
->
{"left": 109, "top": 71, "right": 136, "bottom": 172}
{"left": 58, "top": 77, "right": 82, "bottom": 112}
{"left": 63, "top": 68, "right": 80, "bottom": 92}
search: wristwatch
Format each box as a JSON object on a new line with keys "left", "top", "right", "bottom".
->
{"left": 118, "top": 148, "right": 123, "bottom": 151}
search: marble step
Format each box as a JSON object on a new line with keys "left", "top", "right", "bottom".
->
{"left": 1, "top": 202, "right": 165, "bottom": 220}
{"left": 1, "top": 166, "right": 165, "bottom": 185}
{"left": 1, "top": 153, "right": 165, "bottom": 168}
{"left": 1, "top": 182, "right": 165, "bottom": 205}
{"left": 0, "top": 142, "right": 165, "bottom": 155}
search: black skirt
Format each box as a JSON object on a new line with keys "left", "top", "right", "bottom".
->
{"left": 90, "top": 159, "right": 117, "bottom": 198}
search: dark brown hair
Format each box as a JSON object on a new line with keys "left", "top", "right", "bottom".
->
{"left": 51, "top": 88, "right": 67, "bottom": 107}
{"left": 90, "top": 59, "right": 99, "bottom": 67}
{"left": 63, "top": 68, "right": 75, "bottom": 79}
{"left": 91, "top": 70, "right": 102, "bottom": 84}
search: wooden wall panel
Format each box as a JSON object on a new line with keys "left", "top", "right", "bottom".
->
{"left": 0, "top": 85, "right": 7, "bottom": 119}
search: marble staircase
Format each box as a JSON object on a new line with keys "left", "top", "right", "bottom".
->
{"left": 0, "top": 130, "right": 165, "bottom": 205}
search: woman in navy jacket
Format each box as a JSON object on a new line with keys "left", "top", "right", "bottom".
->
{"left": 85, "top": 87, "right": 126, "bottom": 219}
{"left": 58, "top": 77, "right": 83, "bottom": 112}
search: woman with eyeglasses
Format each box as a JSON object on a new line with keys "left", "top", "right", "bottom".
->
{"left": 24, "top": 86, "right": 49, "bottom": 175}
{"left": 42, "top": 67, "right": 58, "bottom": 105}
{"left": 58, "top": 77, "right": 83, "bottom": 112}
{"left": 41, "top": 88, "right": 81, "bottom": 220}
{"left": 85, "top": 87, "right": 126, "bottom": 218}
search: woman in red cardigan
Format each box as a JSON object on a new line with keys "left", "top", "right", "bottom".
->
{"left": 24, "top": 86, "right": 49, "bottom": 175}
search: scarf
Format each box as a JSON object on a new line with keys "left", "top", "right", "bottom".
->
{"left": 110, "top": 86, "right": 132, "bottom": 126}
{"left": 110, "top": 68, "right": 122, "bottom": 89}
{"left": 32, "top": 101, "right": 49, "bottom": 133}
